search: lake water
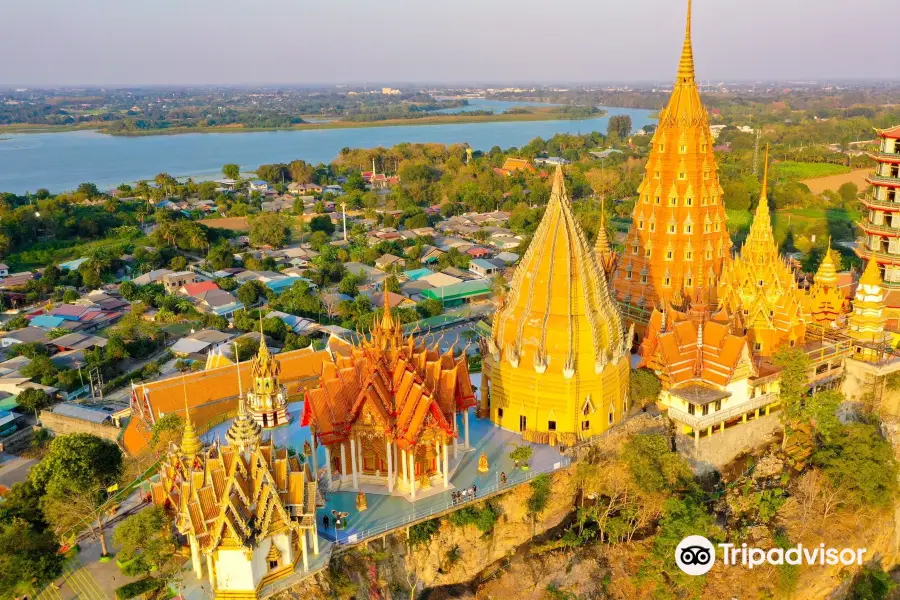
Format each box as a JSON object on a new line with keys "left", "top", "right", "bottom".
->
{"left": 0, "top": 103, "right": 655, "bottom": 194}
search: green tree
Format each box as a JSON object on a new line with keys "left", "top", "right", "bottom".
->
{"left": 814, "top": 422, "right": 898, "bottom": 508}
{"left": 16, "top": 388, "right": 52, "bottom": 418}
{"left": 630, "top": 368, "right": 661, "bottom": 407}
{"left": 309, "top": 214, "right": 336, "bottom": 235}
{"left": 5, "top": 315, "right": 29, "bottom": 331}
{"left": 222, "top": 164, "right": 240, "bottom": 180}
{"left": 773, "top": 348, "right": 811, "bottom": 421}
{"left": 623, "top": 434, "right": 692, "bottom": 494}
{"left": 169, "top": 255, "right": 188, "bottom": 270}
{"left": 607, "top": 115, "right": 632, "bottom": 140}
{"left": 838, "top": 182, "right": 859, "bottom": 204}
{"left": 848, "top": 564, "right": 896, "bottom": 600}
{"left": 207, "top": 241, "right": 236, "bottom": 270}
{"left": 62, "top": 288, "right": 79, "bottom": 303}
{"left": 77, "top": 182, "right": 101, "bottom": 198}
{"left": 237, "top": 280, "right": 267, "bottom": 307}
{"left": 249, "top": 212, "right": 290, "bottom": 249}
{"left": 0, "top": 519, "right": 64, "bottom": 597}
{"left": 113, "top": 506, "right": 177, "bottom": 576}
{"left": 29, "top": 433, "right": 123, "bottom": 496}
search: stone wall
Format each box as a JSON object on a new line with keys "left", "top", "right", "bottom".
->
{"left": 842, "top": 356, "right": 900, "bottom": 417}
{"left": 39, "top": 410, "right": 122, "bottom": 444}
{"left": 675, "top": 413, "right": 782, "bottom": 473}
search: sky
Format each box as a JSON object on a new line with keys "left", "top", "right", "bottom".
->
{"left": 1, "top": 0, "right": 898, "bottom": 86}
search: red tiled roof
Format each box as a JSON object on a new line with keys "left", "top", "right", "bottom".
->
{"left": 182, "top": 281, "right": 220, "bottom": 297}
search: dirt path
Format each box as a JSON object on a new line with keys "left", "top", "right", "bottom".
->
{"left": 199, "top": 216, "right": 249, "bottom": 231}
{"left": 801, "top": 168, "right": 871, "bottom": 194}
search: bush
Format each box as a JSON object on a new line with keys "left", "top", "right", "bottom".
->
{"left": 408, "top": 519, "right": 440, "bottom": 546}
{"left": 448, "top": 502, "right": 498, "bottom": 534}
{"left": 115, "top": 577, "right": 164, "bottom": 600}
{"left": 527, "top": 473, "right": 552, "bottom": 517}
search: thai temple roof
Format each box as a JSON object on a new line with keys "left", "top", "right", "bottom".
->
{"left": 302, "top": 295, "right": 476, "bottom": 449}
{"left": 490, "top": 166, "right": 625, "bottom": 376}
{"left": 613, "top": 0, "right": 729, "bottom": 309}
{"left": 716, "top": 149, "right": 809, "bottom": 355}
{"left": 151, "top": 437, "right": 316, "bottom": 553}
{"left": 646, "top": 317, "right": 752, "bottom": 390}
{"left": 805, "top": 246, "right": 846, "bottom": 326}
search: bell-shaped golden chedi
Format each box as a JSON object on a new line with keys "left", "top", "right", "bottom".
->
{"left": 613, "top": 0, "right": 730, "bottom": 313}
{"left": 483, "top": 166, "right": 632, "bottom": 445}
{"left": 716, "top": 149, "right": 809, "bottom": 356}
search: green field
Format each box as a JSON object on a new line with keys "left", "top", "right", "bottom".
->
{"left": 6, "top": 231, "right": 146, "bottom": 272}
{"left": 772, "top": 161, "right": 851, "bottom": 181}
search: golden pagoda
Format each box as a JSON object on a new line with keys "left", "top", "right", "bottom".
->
{"left": 848, "top": 259, "right": 890, "bottom": 362}
{"left": 716, "top": 149, "right": 809, "bottom": 356}
{"left": 805, "top": 244, "right": 846, "bottom": 327}
{"left": 483, "top": 166, "right": 631, "bottom": 445}
{"left": 613, "top": 0, "right": 730, "bottom": 316}
{"left": 246, "top": 320, "right": 290, "bottom": 428}
{"left": 595, "top": 197, "right": 619, "bottom": 279}
{"left": 179, "top": 377, "right": 202, "bottom": 458}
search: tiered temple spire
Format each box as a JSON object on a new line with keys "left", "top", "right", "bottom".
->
{"left": 848, "top": 259, "right": 889, "bottom": 361}
{"left": 225, "top": 342, "right": 263, "bottom": 452}
{"left": 716, "top": 146, "right": 809, "bottom": 355}
{"left": 179, "top": 376, "right": 202, "bottom": 457}
{"left": 613, "top": 0, "right": 729, "bottom": 314}
{"left": 805, "top": 242, "right": 846, "bottom": 326}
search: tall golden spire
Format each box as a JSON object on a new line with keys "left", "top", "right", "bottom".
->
{"left": 594, "top": 195, "right": 617, "bottom": 278}
{"left": 677, "top": 0, "right": 695, "bottom": 84}
{"left": 180, "top": 375, "right": 202, "bottom": 457}
{"left": 380, "top": 286, "right": 394, "bottom": 333}
{"left": 226, "top": 342, "right": 261, "bottom": 451}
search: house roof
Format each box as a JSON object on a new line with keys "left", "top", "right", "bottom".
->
{"left": 29, "top": 315, "right": 67, "bottom": 329}
{"left": 368, "top": 291, "right": 409, "bottom": 309}
{"left": 470, "top": 259, "right": 498, "bottom": 271}
{"left": 403, "top": 268, "right": 434, "bottom": 281}
{"left": 421, "top": 279, "right": 491, "bottom": 302}
{"left": 419, "top": 272, "right": 463, "bottom": 288}
{"left": 3, "top": 327, "right": 49, "bottom": 344}
{"left": 172, "top": 338, "right": 213, "bottom": 355}
{"left": 52, "top": 402, "right": 113, "bottom": 424}
{"left": 182, "top": 281, "right": 220, "bottom": 297}
{"left": 51, "top": 332, "right": 107, "bottom": 350}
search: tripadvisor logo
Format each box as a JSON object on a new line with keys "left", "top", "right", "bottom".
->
{"left": 675, "top": 536, "right": 867, "bottom": 575}
{"left": 675, "top": 535, "right": 716, "bottom": 576}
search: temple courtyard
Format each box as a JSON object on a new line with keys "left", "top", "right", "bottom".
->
{"left": 200, "top": 376, "right": 568, "bottom": 545}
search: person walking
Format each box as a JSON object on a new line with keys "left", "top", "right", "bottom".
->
{"left": 323, "top": 515, "right": 330, "bottom": 530}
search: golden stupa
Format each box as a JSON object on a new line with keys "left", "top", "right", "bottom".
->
{"left": 849, "top": 259, "right": 889, "bottom": 361}
{"left": 805, "top": 245, "right": 846, "bottom": 327}
{"left": 482, "top": 166, "right": 631, "bottom": 445}
{"left": 612, "top": 0, "right": 730, "bottom": 313}
{"left": 716, "top": 149, "right": 809, "bottom": 356}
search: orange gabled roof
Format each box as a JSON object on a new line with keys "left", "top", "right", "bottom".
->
{"left": 501, "top": 158, "right": 535, "bottom": 173}
{"left": 653, "top": 319, "right": 749, "bottom": 389}
{"left": 876, "top": 124, "right": 900, "bottom": 139}
{"left": 302, "top": 329, "right": 473, "bottom": 450}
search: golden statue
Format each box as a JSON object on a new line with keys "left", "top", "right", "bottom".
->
{"left": 419, "top": 471, "right": 432, "bottom": 490}
{"left": 478, "top": 452, "right": 489, "bottom": 473}
{"left": 355, "top": 491, "right": 367, "bottom": 512}
{"left": 303, "top": 440, "right": 312, "bottom": 457}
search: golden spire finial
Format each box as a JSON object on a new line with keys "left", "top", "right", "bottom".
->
{"left": 860, "top": 258, "right": 883, "bottom": 288}
{"left": 677, "top": 0, "right": 695, "bottom": 83}
{"left": 550, "top": 165, "right": 567, "bottom": 205}
{"left": 381, "top": 286, "right": 394, "bottom": 332}
{"left": 180, "top": 374, "right": 202, "bottom": 457}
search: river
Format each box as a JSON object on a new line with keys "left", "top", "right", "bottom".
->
{"left": 0, "top": 103, "right": 655, "bottom": 194}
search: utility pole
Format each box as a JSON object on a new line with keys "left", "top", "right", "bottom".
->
{"left": 341, "top": 202, "right": 348, "bottom": 241}
{"left": 753, "top": 129, "right": 761, "bottom": 176}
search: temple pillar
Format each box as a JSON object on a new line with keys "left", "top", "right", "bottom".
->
{"left": 325, "top": 446, "right": 332, "bottom": 482}
{"left": 393, "top": 443, "right": 399, "bottom": 485}
{"left": 350, "top": 437, "right": 359, "bottom": 490}
{"left": 206, "top": 553, "right": 215, "bottom": 590}
{"left": 386, "top": 439, "right": 394, "bottom": 493}
{"left": 408, "top": 450, "right": 417, "bottom": 500}
{"left": 311, "top": 433, "right": 318, "bottom": 476}
{"left": 742, "top": 413, "right": 747, "bottom": 424}
{"left": 765, "top": 405, "right": 770, "bottom": 416}
{"left": 464, "top": 409, "right": 470, "bottom": 448}
{"left": 189, "top": 534, "right": 202, "bottom": 578}
{"left": 309, "top": 527, "right": 319, "bottom": 555}
{"left": 300, "top": 528, "right": 309, "bottom": 572}
{"left": 706, "top": 426, "right": 712, "bottom": 436}
{"left": 720, "top": 422, "right": 725, "bottom": 433}
{"left": 694, "top": 429, "right": 699, "bottom": 449}
{"left": 755, "top": 408, "right": 760, "bottom": 419}
{"left": 340, "top": 444, "right": 347, "bottom": 482}
{"left": 434, "top": 439, "right": 440, "bottom": 477}
{"left": 401, "top": 449, "right": 408, "bottom": 485}
{"left": 453, "top": 410, "right": 459, "bottom": 459}
{"left": 442, "top": 442, "right": 449, "bottom": 488}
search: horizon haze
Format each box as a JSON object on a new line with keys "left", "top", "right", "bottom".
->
{"left": 2, "top": 0, "right": 899, "bottom": 86}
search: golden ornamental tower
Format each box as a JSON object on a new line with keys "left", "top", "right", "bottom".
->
{"left": 179, "top": 376, "right": 202, "bottom": 458}
{"left": 806, "top": 244, "right": 846, "bottom": 326}
{"left": 716, "top": 149, "right": 808, "bottom": 355}
{"left": 595, "top": 197, "right": 619, "bottom": 279}
{"left": 849, "top": 259, "right": 889, "bottom": 362}
{"left": 613, "top": 0, "right": 729, "bottom": 316}
{"left": 246, "top": 319, "right": 290, "bottom": 428}
{"left": 483, "top": 166, "right": 632, "bottom": 444}
{"left": 226, "top": 342, "right": 263, "bottom": 452}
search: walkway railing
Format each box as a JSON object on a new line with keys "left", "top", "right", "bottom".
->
{"left": 667, "top": 393, "right": 776, "bottom": 431}
{"left": 321, "top": 456, "right": 572, "bottom": 547}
